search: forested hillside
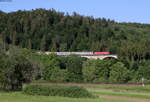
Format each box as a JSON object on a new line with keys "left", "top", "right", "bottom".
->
{"left": 0, "top": 9, "right": 150, "bottom": 61}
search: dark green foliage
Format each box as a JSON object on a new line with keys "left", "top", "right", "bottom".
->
{"left": 66, "top": 55, "right": 85, "bottom": 82}
{"left": 38, "top": 54, "right": 150, "bottom": 84}
{"left": 39, "top": 54, "right": 68, "bottom": 82}
{"left": 137, "top": 60, "right": 150, "bottom": 80}
{"left": 39, "top": 54, "right": 86, "bottom": 82}
{"left": 23, "top": 84, "right": 96, "bottom": 98}
{"left": 0, "top": 9, "right": 150, "bottom": 61}
{"left": 109, "top": 62, "right": 131, "bottom": 83}
{"left": 0, "top": 8, "right": 150, "bottom": 85}
{"left": 82, "top": 59, "right": 116, "bottom": 83}
{"left": 0, "top": 47, "right": 42, "bottom": 91}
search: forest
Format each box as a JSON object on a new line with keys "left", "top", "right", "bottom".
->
{"left": 0, "top": 9, "right": 150, "bottom": 91}
{"left": 0, "top": 8, "right": 150, "bottom": 61}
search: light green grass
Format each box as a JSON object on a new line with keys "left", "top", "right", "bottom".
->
{"left": 86, "top": 85, "right": 150, "bottom": 99}
{"left": 1, "top": 84, "right": 150, "bottom": 102}
{"left": 85, "top": 85, "right": 150, "bottom": 92}
{"left": 0, "top": 92, "right": 134, "bottom": 102}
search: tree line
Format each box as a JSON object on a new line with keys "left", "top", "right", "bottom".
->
{"left": 0, "top": 45, "right": 150, "bottom": 91}
{"left": 38, "top": 54, "right": 150, "bottom": 84}
{"left": 0, "top": 9, "right": 150, "bottom": 61}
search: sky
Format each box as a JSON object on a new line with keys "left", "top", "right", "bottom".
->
{"left": 0, "top": 0, "right": 150, "bottom": 24}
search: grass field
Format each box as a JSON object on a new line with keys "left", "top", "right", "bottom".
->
{"left": 86, "top": 85, "right": 150, "bottom": 102}
{"left": 86, "top": 85, "right": 150, "bottom": 98}
{"left": 85, "top": 85, "right": 150, "bottom": 92}
{"left": 0, "top": 92, "right": 133, "bottom": 102}
{"left": 1, "top": 84, "right": 150, "bottom": 102}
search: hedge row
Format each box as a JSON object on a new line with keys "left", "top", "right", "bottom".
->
{"left": 23, "top": 84, "right": 96, "bottom": 98}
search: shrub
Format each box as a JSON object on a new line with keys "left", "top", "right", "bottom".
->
{"left": 23, "top": 84, "right": 96, "bottom": 98}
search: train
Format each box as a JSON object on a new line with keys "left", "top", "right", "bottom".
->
{"left": 38, "top": 51, "right": 110, "bottom": 56}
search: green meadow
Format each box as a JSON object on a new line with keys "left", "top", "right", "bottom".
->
{"left": 1, "top": 85, "right": 150, "bottom": 102}
{"left": 0, "top": 92, "right": 133, "bottom": 102}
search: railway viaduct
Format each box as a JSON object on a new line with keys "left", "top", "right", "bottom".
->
{"left": 81, "top": 55, "right": 118, "bottom": 60}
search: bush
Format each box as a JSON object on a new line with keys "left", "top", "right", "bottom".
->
{"left": 23, "top": 84, "right": 96, "bottom": 98}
